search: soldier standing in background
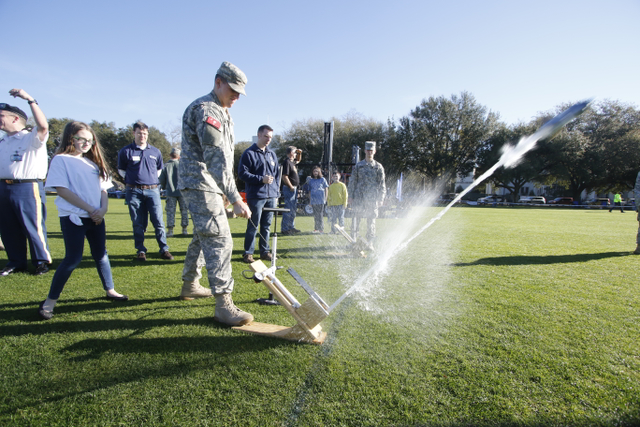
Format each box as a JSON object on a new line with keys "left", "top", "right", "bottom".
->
{"left": 179, "top": 62, "right": 253, "bottom": 326}
{"left": 348, "top": 141, "right": 386, "bottom": 248}
{"left": 159, "top": 147, "right": 190, "bottom": 236}
{"left": 634, "top": 173, "right": 640, "bottom": 254}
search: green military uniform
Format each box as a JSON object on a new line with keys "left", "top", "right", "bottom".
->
{"left": 179, "top": 89, "right": 242, "bottom": 295}
{"left": 349, "top": 142, "right": 386, "bottom": 241}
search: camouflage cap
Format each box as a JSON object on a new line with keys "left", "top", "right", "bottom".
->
{"left": 0, "top": 103, "right": 27, "bottom": 121}
{"left": 217, "top": 61, "right": 247, "bottom": 96}
{"left": 364, "top": 141, "right": 376, "bottom": 150}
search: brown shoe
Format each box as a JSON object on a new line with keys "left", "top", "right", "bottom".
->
{"left": 243, "top": 253, "right": 255, "bottom": 263}
{"left": 160, "top": 250, "right": 174, "bottom": 260}
{"left": 260, "top": 252, "right": 273, "bottom": 261}
{"left": 136, "top": 252, "right": 147, "bottom": 261}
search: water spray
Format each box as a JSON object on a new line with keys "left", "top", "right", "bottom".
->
{"left": 233, "top": 99, "right": 592, "bottom": 344}
{"left": 330, "top": 99, "right": 593, "bottom": 312}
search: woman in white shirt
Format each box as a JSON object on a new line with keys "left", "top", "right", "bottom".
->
{"left": 39, "top": 121, "right": 127, "bottom": 320}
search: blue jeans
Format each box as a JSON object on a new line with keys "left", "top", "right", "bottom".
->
{"left": 48, "top": 216, "right": 114, "bottom": 300}
{"left": 125, "top": 187, "right": 169, "bottom": 254}
{"left": 244, "top": 198, "right": 276, "bottom": 255}
{"left": 281, "top": 186, "right": 297, "bottom": 232}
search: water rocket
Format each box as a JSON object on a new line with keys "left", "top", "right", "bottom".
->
{"left": 501, "top": 99, "right": 593, "bottom": 168}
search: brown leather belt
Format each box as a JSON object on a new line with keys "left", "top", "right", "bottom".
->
{"left": 1, "top": 179, "right": 41, "bottom": 184}
{"left": 126, "top": 184, "right": 158, "bottom": 190}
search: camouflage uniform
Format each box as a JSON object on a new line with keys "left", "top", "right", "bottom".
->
{"left": 179, "top": 91, "right": 242, "bottom": 295}
{"left": 634, "top": 172, "right": 640, "bottom": 246}
{"left": 349, "top": 158, "right": 386, "bottom": 240}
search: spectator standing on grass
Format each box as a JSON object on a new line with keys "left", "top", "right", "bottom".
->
{"left": 159, "top": 147, "right": 190, "bottom": 236}
{"left": 118, "top": 121, "right": 174, "bottom": 262}
{"left": 609, "top": 193, "right": 624, "bottom": 213}
{"left": 303, "top": 165, "right": 329, "bottom": 233}
{"left": 280, "top": 146, "right": 302, "bottom": 236}
{"left": 0, "top": 89, "right": 51, "bottom": 276}
{"left": 38, "top": 121, "right": 128, "bottom": 321}
{"left": 634, "top": 173, "right": 640, "bottom": 254}
{"left": 327, "top": 171, "right": 348, "bottom": 234}
{"left": 348, "top": 141, "right": 386, "bottom": 247}
{"left": 238, "top": 125, "right": 280, "bottom": 263}
{"left": 179, "top": 61, "right": 254, "bottom": 325}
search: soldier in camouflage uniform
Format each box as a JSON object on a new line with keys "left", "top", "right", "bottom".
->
{"left": 179, "top": 61, "right": 253, "bottom": 326}
{"left": 348, "top": 141, "right": 386, "bottom": 246}
{"left": 634, "top": 171, "right": 640, "bottom": 254}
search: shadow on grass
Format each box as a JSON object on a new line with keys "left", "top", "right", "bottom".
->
{"left": 0, "top": 296, "right": 187, "bottom": 323}
{"left": 0, "top": 331, "right": 292, "bottom": 419}
{"left": 453, "top": 251, "right": 633, "bottom": 267}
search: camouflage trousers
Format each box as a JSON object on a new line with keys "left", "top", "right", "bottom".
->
{"left": 165, "top": 196, "right": 189, "bottom": 228}
{"left": 352, "top": 216, "right": 376, "bottom": 241}
{"left": 181, "top": 190, "right": 234, "bottom": 295}
{"left": 637, "top": 211, "right": 640, "bottom": 245}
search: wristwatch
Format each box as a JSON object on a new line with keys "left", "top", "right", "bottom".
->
{"left": 28, "top": 99, "right": 38, "bottom": 105}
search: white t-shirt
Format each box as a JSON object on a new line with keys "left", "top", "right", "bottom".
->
{"left": 0, "top": 127, "right": 49, "bottom": 180}
{"left": 45, "top": 154, "right": 113, "bottom": 218}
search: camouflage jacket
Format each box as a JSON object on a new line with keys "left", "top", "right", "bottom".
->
{"left": 179, "top": 91, "right": 241, "bottom": 204}
{"left": 348, "top": 159, "right": 386, "bottom": 214}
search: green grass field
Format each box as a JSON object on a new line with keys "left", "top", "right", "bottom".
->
{"left": 1, "top": 198, "right": 639, "bottom": 426}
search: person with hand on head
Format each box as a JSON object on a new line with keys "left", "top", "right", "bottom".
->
{"left": 38, "top": 121, "right": 127, "bottom": 320}
{"left": 180, "top": 61, "right": 254, "bottom": 325}
{"left": 117, "top": 121, "right": 173, "bottom": 262}
{"left": 280, "top": 146, "right": 302, "bottom": 235}
{"left": 0, "top": 88, "right": 52, "bottom": 276}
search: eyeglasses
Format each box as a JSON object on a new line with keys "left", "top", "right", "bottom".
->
{"left": 73, "top": 136, "right": 94, "bottom": 145}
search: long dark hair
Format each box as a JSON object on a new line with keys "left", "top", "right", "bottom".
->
{"left": 55, "top": 121, "right": 110, "bottom": 180}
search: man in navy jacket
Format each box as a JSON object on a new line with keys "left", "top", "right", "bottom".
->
{"left": 238, "top": 125, "right": 280, "bottom": 263}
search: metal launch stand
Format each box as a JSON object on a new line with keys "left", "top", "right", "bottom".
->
{"left": 233, "top": 206, "right": 329, "bottom": 344}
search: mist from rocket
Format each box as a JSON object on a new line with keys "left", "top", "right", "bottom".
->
{"left": 329, "top": 99, "right": 593, "bottom": 312}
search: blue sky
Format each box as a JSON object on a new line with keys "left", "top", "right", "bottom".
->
{"left": 2, "top": 0, "right": 638, "bottom": 144}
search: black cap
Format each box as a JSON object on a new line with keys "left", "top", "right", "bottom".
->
{"left": 0, "top": 103, "right": 27, "bottom": 121}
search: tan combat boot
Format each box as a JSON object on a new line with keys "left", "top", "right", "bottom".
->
{"left": 634, "top": 245, "right": 640, "bottom": 255}
{"left": 214, "top": 293, "right": 254, "bottom": 326}
{"left": 179, "top": 281, "right": 213, "bottom": 300}
{"left": 166, "top": 227, "right": 174, "bottom": 237}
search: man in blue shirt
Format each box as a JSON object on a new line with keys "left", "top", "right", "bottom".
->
{"left": 117, "top": 121, "right": 173, "bottom": 261}
{"left": 238, "top": 125, "right": 280, "bottom": 263}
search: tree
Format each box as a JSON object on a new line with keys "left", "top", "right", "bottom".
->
{"left": 387, "top": 92, "right": 499, "bottom": 190}
{"left": 541, "top": 100, "right": 640, "bottom": 199}
{"left": 280, "top": 111, "right": 387, "bottom": 176}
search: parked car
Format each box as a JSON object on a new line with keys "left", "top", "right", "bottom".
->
{"left": 107, "top": 188, "right": 124, "bottom": 199}
{"left": 518, "top": 196, "right": 546, "bottom": 204}
{"left": 438, "top": 193, "right": 461, "bottom": 204}
{"left": 584, "top": 197, "right": 610, "bottom": 206}
{"left": 477, "top": 195, "right": 504, "bottom": 205}
{"left": 548, "top": 197, "right": 574, "bottom": 205}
